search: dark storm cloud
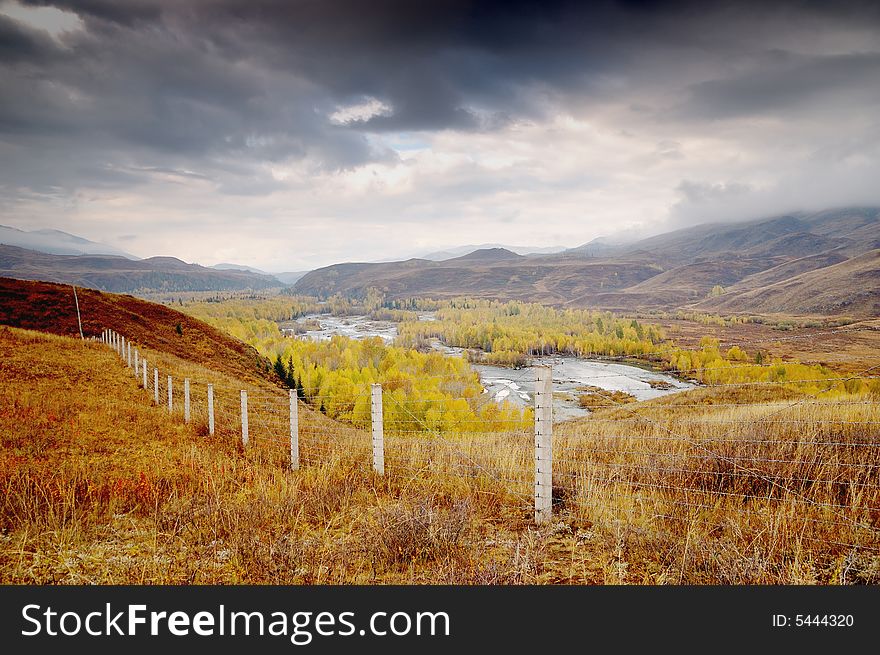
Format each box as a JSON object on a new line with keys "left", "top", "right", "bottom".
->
{"left": 679, "top": 51, "right": 880, "bottom": 120}
{"left": 0, "top": 13, "right": 56, "bottom": 60}
{"left": 2, "top": 0, "right": 880, "bottom": 199}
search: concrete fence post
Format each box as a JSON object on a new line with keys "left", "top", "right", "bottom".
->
{"left": 289, "top": 389, "right": 299, "bottom": 470}
{"left": 142, "top": 358, "right": 148, "bottom": 389}
{"left": 154, "top": 368, "right": 159, "bottom": 405}
{"left": 127, "top": 341, "right": 132, "bottom": 368}
{"left": 371, "top": 383, "right": 384, "bottom": 475}
{"left": 240, "top": 390, "right": 249, "bottom": 447}
{"left": 119, "top": 334, "right": 124, "bottom": 357}
{"left": 134, "top": 349, "right": 139, "bottom": 378}
{"left": 207, "top": 383, "right": 215, "bottom": 436}
{"left": 534, "top": 365, "right": 553, "bottom": 525}
{"left": 167, "top": 375, "right": 173, "bottom": 412}
{"left": 184, "top": 379, "right": 191, "bottom": 423}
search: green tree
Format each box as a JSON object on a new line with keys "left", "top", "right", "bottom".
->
{"left": 273, "top": 354, "right": 287, "bottom": 384}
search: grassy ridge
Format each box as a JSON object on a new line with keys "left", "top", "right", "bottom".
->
{"left": 0, "top": 277, "right": 270, "bottom": 385}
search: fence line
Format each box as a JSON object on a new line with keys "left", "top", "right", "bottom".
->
{"left": 97, "top": 326, "right": 880, "bottom": 555}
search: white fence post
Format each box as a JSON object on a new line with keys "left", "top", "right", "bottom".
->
{"left": 142, "top": 358, "right": 148, "bottom": 389}
{"left": 240, "top": 390, "right": 249, "bottom": 447}
{"left": 134, "top": 349, "right": 139, "bottom": 378}
{"left": 127, "top": 341, "right": 132, "bottom": 367}
{"left": 371, "top": 383, "right": 384, "bottom": 475}
{"left": 167, "top": 375, "right": 173, "bottom": 412}
{"left": 207, "top": 383, "right": 215, "bottom": 436}
{"left": 120, "top": 335, "right": 124, "bottom": 358}
{"left": 184, "top": 379, "right": 191, "bottom": 423}
{"left": 289, "top": 389, "right": 299, "bottom": 470}
{"left": 154, "top": 368, "right": 159, "bottom": 405}
{"left": 534, "top": 365, "right": 553, "bottom": 525}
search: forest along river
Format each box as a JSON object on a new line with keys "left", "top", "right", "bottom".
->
{"left": 280, "top": 314, "right": 695, "bottom": 421}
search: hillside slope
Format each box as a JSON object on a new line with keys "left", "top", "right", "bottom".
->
{"left": 294, "top": 255, "right": 662, "bottom": 303}
{"left": 0, "top": 277, "right": 270, "bottom": 384}
{"left": 0, "top": 244, "right": 281, "bottom": 293}
{"left": 693, "top": 250, "right": 880, "bottom": 317}
{"left": 613, "top": 207, "right": 880, "bottom": 264}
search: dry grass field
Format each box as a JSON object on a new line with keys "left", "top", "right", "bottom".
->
{"left": 3, "top": 321, "right": 879, "bottom": 584}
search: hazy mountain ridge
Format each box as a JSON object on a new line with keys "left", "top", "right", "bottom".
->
{"left": 0, "top": 245, "right": 282, "bottom": 293}
{"left": 0, "top": 225, "right": 136, "bottom": 259}
{"left": 418, "top": 243, "right": 566, "bottom": 260}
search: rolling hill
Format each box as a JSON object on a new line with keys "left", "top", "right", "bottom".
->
{"left": 0, "top": 276, "right": 271, "bottom": 383}
{"left": 293, "top": 207, "right": 880, "bottom": 317}
{"left": 293, "top": 253, "right": 663, "bottom": 304}
{"left": 0, "top": 244, "right": 282, "bottom": 294}
{"left": 693, "top": 250, "right": 880, "bottom": 317}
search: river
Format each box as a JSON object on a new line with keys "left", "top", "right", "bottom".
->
{"left": 280, "top": 313, "right": 694, "bottom": 420}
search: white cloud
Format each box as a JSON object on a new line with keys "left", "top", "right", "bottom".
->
{"left": 0, "top": 0, "right": 83, "bottom": 38}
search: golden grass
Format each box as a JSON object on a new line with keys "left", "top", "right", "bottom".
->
{"left": 2, "top": 325, "right": 878, "bottom": 584}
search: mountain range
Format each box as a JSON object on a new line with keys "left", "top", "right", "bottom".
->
{"left": 293, "top": 207, "right": 880, "bottom": 318}
{"left": 4, "top": 208, "right": 879, "bottom": 316}
{"left": 0, "top": 245, "right": 281, "bottom": 293}
{"left": 0, "top": 224, "right": 136, "bottom": 259}
{"left": 417, "top": 243, "right": 568, "bottom": 261}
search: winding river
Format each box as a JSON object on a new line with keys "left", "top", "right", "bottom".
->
{"left": 280, "top": 313, "right": 694, "bottom": 420}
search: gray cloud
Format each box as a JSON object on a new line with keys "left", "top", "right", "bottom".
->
{"left": 678, "top": 51, "right": 880, "bottom": 121}
{"left": 2, "top": 0, "right": 880, "bottom": 266}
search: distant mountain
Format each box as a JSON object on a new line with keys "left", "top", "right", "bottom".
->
{"left": 293, "top": 208, "right": 880, "bottom": 317}
{"left": 0, "top": 224, "right": 136, "bottom": 259}
{"left": 274, "top": 271, "right": 310, "bottom": 285}
{"left": 611, "top": 208, "right": 880, "bottom": 266}
{"left": 294, "top": 250, "right": 661, "bottom": 303}
{"left": 566, "top": 236, "right": 633, "bottom": 257}
{"left": 447, "top": 247, "right": 524, "bottom": 262}
{"left": 418, "top": 243, "right": 565, "bottom": 260}
{"left": 211, "top": 262, "right": 271, "bottom": 275}
{"left": 0, "top": 245, "right": 281, "bottom": 293}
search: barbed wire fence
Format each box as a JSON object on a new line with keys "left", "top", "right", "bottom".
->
{"left": 98, "top": 327, "right": 880, "bottom": 562}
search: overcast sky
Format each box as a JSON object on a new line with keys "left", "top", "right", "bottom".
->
{"left": 2, "top": 0, "right": 880, "bottom": 271}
